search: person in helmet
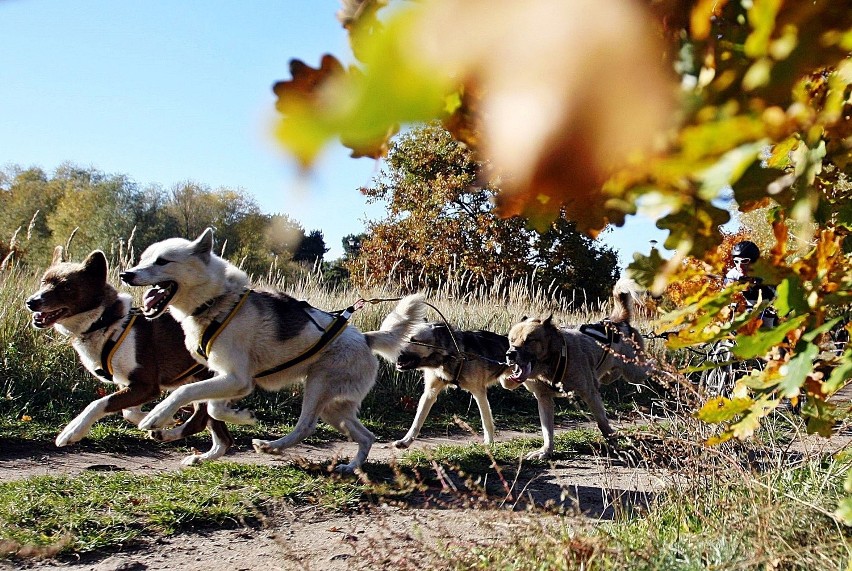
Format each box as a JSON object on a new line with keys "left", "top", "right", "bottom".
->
{"left": 724, "top": 240, "right": 777, "bottom": 326}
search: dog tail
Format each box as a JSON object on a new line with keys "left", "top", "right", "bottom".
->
{"left": 610, "top": 277, "right": 644, "bottom": 323}
{"left": 363, "top": 294, "right": 427, "bottom": 362}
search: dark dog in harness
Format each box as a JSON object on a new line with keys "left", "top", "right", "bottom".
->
{"left": 393, "top": 323, "right": 513, "bottom": 448}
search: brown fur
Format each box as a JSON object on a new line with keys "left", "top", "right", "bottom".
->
{"left": 503, "top": 281, "right": 648, "bottom": 459}
{"left": 25, "top": 247, "right": 232, "bottom": 463}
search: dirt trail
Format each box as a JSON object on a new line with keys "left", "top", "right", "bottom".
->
{"left": 0, "top": 421, "right": 670, "bottom": 571}
{"left": 3, "top": 419, "right": 848, "bottom": 571}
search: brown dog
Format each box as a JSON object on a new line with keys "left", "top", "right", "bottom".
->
{"left": 503, "top": 279, "right": 648, "bottom": 459}
{"left": 25, "top": 247, "right": 232, "bottom": 465}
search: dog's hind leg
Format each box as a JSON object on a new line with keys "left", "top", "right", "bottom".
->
{"left": 182, "top": 416, "right": 235, "bottom": 467}
{"left": 468, "top": 384, "right": 497, "bottom": 444}
{"left": 252, "top": 378, "right": 324, "bottom": 458}
{"left": 151, "top": 402, "right": 211, "bottom": 442}
{"left": 574, "top": 382, "right": 615, "bottom": 438}
{"left": 393, "top": 373, "right": 445, "bottom": 449}
{"left": 122, "top": 406, "right": 147, "bottom": 425}
{"left": 320, "top": 400, "right": 376, "bottom": 473}
{"left": 207, "top": 399, "right": 256, "bottom": 425}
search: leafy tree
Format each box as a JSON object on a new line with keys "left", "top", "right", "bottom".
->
{"left": 353, "top": 123, "right": 533, "bottom": 289}
{"left": 294, "top": 229, "right": 328, "bottom": 265}
{"left": 532, "top": 216, "right": 619, "bottom": 303}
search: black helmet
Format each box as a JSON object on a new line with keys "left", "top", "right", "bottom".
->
{"left": 731, "top": 240, "right": 760, "bottom": 262}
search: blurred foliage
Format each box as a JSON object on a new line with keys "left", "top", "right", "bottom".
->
{"left": 270, "top": 0, "right": 852, "bottom": 521}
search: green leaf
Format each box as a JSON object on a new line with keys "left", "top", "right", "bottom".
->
{"left": 698, "top": 142, "right": 766, "bottom": 202}
{"left": 773, "top": 275, "right": 808, "bottom": 317}
{"left": 825, "top": 351, "right": 852, "bottom": 395}
{"left": 776, "top": 343, "right": 819, "bottom": 398}
{"left": 696, "top": 397, "right": 753, "bottom": 424}
{"left": 732, "top": 314, "right": 807, "bottom": 360}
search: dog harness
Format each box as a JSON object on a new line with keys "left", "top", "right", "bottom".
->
{"left": 194, "top": 289, "right": 355, "bottom": 378}
{"left": 92, "top": 308, "right": 206, "bottom": 383}
{"left": 93, "top": 310, "right": 139, "bottom": 382}
{"left": 579, "top": 319, "right": 630, "bottom": 372}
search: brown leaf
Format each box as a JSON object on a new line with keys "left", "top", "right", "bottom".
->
{"left": 413, "top": 0, "right": 677, "bottom": 234}
{"left": 272, "top": 54, "right": 345, "bottom": 114}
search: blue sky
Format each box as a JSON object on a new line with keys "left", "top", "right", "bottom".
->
{"left": 0, "top": 0, "right": 667, "bottom": 263}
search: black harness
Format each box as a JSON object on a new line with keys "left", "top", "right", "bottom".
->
{"left": 194, "top": 289, "right": 355, "bottom": 378}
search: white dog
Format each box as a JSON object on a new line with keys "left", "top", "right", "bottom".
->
{"left": 121, "top": 228, "right": 425, "bottom": 473}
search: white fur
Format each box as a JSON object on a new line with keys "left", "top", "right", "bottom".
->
{"left": 124, "top": 229, "right": 425, "bottom": 473}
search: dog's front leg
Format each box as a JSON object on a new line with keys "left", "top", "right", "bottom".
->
{"left": 525, "top": 382, "right": 555, "bottom": 460}
{"left": 138, "top": 372, "right": 253, "bottom": 431}
{"left": 393, "top": 374, "right": 444, "bottom": 449}
{"left": 57, "top": 383, "right": 159, "bottom": 446}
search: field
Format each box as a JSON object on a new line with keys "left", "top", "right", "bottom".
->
{"left": 1, "top": 264, "right": 851, "bottom": 570}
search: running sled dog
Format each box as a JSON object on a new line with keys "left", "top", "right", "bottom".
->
{"left": 121, "top": 228, "right": 426, "bottom": 473}
{"left": 393, "top": 323, "right": 512, "bottom": 448}
{"left": 503, "top": 279, "right": 648, "bottom": 459}
{"left": 25, "top": 247, "right": 232, "bottom": 465}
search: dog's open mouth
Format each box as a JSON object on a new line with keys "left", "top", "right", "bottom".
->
{"left": 142, "top": 281, "right": 177, "bottom": 318}
{"left": 506, "top": 362, "right": 532, "bottom": 384}
{"left": 395, "top": 353, "right": 419, "bottom": 371}
{"left": 31, "top": 307, "right": 68, "bottom": 329}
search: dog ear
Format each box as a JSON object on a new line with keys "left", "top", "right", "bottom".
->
{"left": 193, "top": 228, "right": 214, "bottom": 261}
{"left": 83, "top": 250, "right": 108, "bottom": 281}
{"left": 543, "top": 314, "right": 553, "bottom": 326}
{"left": 51, "top": 246, "right": 64, "bottom": 265}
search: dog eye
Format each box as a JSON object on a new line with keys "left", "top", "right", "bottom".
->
{"left": 153, "top": 257, "right": 170, "bottom": 266}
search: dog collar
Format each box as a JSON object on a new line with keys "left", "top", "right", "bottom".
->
{"left": 552, "top": 336, "right": 568, "bottom": 388}
{"left": 83, "top": 298, "right": 127, "bottom": 335}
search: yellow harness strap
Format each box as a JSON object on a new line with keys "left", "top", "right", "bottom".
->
{"left": 197, "top": 290, "right": 251, "bottom": 360}
{"left": 95, "top": 313, "right": 138, "bottom": 382}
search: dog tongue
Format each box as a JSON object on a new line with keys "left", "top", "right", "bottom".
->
{"left": 143, "top": 287, "right": 167, "bottom": 311}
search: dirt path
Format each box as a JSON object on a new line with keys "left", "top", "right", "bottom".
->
{"left": 5, "top": 417, "right": 848, "bottom": 571}
{"left": 0, "top": 422, "right": 671, "bottom": 571}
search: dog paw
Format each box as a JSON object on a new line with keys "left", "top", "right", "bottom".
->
{"left": 524, "top": 449, "right": 551, "bottom": 461}
{"left": 138, "top": 408, "right": 173, "bottom": 431}
{"left": 181, "top": 453, "right": 204, "bottom": 467}
{"left": 252, "top": 439, "right": 282, "bottom": 455}
{"left": 392, "top": 439, "right": 411, "bottom": 449}
{"left": 233, "top": 409, "right": 257, "bottom": 425}
{"left": 55, "top": 425, "right": 86, "bottom": 447}
{"left": 333, "top": 462, "right": 359, "bottom": 475}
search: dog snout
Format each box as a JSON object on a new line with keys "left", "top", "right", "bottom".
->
{"left": 119, "top": 270, "right": 136, "bottom": 285}
{"left": 25, "top": 295, "right": 41, "bottom": 310}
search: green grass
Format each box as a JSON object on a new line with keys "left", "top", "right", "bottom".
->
{"left": 0, "top": 462, "right": 363, "bottom": 557}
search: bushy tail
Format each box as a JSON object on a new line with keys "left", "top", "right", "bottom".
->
{"left": 610, "top": 277, "right": 644, "bottom": 323}
{"left": 364, "top": 294, "right": 427, "bottom": 362}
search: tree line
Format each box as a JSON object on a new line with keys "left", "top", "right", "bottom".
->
{"left": 0, "top": 163, "right": 331, "bottom": 280}
{"left": 1, "top": 125, "right": 621, "bottom": 301}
